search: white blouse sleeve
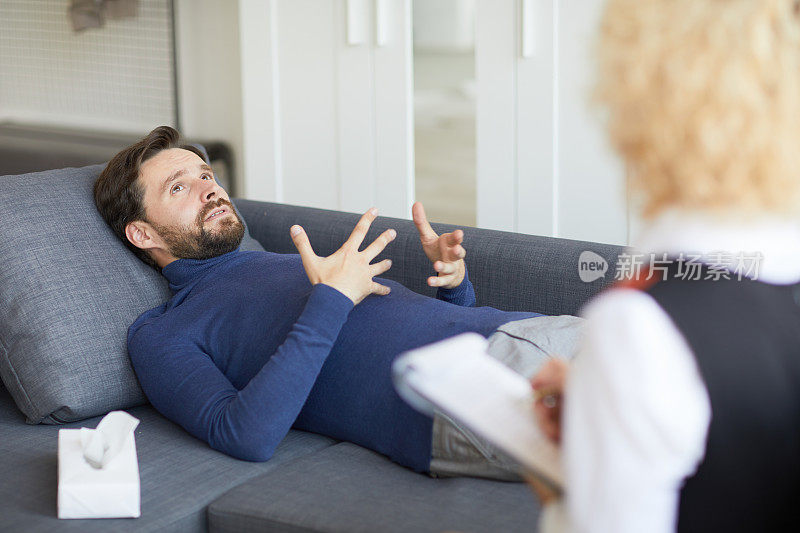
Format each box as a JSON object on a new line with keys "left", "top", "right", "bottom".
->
{"left": 543, "top": 288, "right": 712, "bottom": 533}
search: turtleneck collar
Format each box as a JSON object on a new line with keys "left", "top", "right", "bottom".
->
{"left": 161, "top": 246, "right": 243, "bottom": 293}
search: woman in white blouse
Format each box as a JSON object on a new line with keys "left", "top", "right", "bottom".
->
{"left": 531, "top": 1, "right": 800, "bottom": 532}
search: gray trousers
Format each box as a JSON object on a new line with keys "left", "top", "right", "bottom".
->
{"left": 428, "top": 315, "right": 585, "bottom": 481}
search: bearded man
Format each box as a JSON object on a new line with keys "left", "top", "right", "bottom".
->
{"left": 93, "top": 125, "right": 583, "bottom": 480}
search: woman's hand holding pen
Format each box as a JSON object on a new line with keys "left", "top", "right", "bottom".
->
{"left": 530, "top": 358, "right": 568, "bottom": 444}
{"left": 527, "top": 357, "right": 569, "bottom": 504}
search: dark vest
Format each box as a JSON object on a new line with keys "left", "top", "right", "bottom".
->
{"left": 642, "top": 261, "right": 800, "bottom": 532}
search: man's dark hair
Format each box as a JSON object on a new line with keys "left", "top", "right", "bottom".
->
{"left": 93, "top": 125, "right": 207, "bottom": 271}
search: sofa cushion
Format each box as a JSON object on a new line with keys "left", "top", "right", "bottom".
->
{"left": 208, "top": 442, "right": 541, "bottom": 533}
{"left": 0, "top": 163, "right": 264, "bottom": 424}
{"left": 0, "top": 382, "right": 335, "bottom": 532}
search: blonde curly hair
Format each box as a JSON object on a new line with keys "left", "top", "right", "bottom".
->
{"left": 594, "top": 0, "right": 800, "bottom": 219}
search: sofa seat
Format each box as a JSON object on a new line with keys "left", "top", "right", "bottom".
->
{"left": 0, "top": 382, "right": 337, "bottom": 532}
{"left": 208, "top": 442, "right": 541, "bottom": 533}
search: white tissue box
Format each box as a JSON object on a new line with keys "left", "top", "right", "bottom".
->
{"left": 57, "top": 428, "right": 141, "bottom": 519}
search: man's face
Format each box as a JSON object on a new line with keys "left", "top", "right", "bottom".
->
{"left": 130, "top": 148, "right": 245, "bottom": 264}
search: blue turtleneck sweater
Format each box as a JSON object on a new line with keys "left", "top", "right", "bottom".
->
{"left": 127, "top": 247, "right": 539, "bottom": 472}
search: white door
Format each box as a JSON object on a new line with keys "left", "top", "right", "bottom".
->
{"left": 238, "top": 0, "right": 414, "bottom": 219}
{"left": 476, "top": 0, "right": 628, "bottom": 245}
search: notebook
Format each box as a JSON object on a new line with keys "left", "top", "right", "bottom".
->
{"left": 392, "top": 332, "right": 563, "bottom": 491}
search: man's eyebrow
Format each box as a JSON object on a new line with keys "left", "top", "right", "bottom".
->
{"left": 161, "top": 164, "right": 214, "bottom": 193}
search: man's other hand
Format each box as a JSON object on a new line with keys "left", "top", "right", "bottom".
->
{"left": 412, "top": 202, "right": 466, "bottom": 289}
{"left": 290, "top": 207, "right": 395, "bottom": 305}
{"left": 531, "top": 358, "right": 568, "bottom": 444}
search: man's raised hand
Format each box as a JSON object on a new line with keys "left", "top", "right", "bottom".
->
{"left": 290, "top": 207, "right": 395, "bottom": 305}
{"left": 412, "top": 202, "right": 466, "bottom": 289}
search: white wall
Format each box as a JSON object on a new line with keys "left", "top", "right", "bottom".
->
{"left": 174, "top": 0, "right": 246, "bottom": 198}
{"left": 236, "top": 0, "right": 414, "bottom": 217}
{"left": 476, "top": 0, "right": 627, "bottom": 245}
{"left": 0, "top": 0, "right": 628, "bottom": 241}
{"left": 237, "top": 0, "right": 282, "bottom": 202}
{"left": 183, "top": 0, "right": 629, "bottom": 244}
{"left": 0, "top": 0, "right": 248, "bottom": 197}
{"left": 0, "top": 0, "right": 174, "bottom": 133}
{"left": 556, "top": 0, "right": 626, "bottom": 244}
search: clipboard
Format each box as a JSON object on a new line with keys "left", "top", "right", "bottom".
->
{"left": 392, "top": 332, "right": 563, "bottom": 491}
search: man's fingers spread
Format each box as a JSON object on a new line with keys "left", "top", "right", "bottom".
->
{"left": 290, "top": 225, "right": 316, "bottom": 258}
{"left": 445, "top": 230, "right": 463, "bottom": 246}
{"left": 427, "top": 276, "right": 441, "bottom": 287}
{"left": 412, "top": 202, "right": 438, "bottom": 240}
{"left": 411, "top": 202, "right": 429, "bottom": 228}
{"left": 371, "top": 282, "right": 391, "bottom": 296}
{"left": 363, "top": 228, "right": 396, "bottom": 260}
{"left": 346, "top": 207, "right": 379, "bottom": 248}
{"left": 434, "top": 261, "right": 456, "bottom": 275}
{"left": 437, "top": 274, "right": 457, "bottom": 287}
{"left": 371, "top": 258, "right": 392, "bottom": 276}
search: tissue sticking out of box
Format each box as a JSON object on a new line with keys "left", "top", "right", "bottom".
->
{"left": 79, "top": 411, "right": 140, "bottom": 469}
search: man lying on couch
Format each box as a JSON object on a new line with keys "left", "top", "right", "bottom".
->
{"left": 93, "top": 125, "right": 584, "bottom": 481}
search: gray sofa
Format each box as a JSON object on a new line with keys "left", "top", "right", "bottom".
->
{"left": 0, "top": 172, "right": 624, "bottom": 531}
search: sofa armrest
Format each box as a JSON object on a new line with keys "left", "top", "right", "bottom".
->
{"left": 233, "top": 199, "right": 625, "bottom": 316}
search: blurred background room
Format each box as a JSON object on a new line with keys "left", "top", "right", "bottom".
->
{"left": 0, "top": 0, "right": 634, "bottom": 245}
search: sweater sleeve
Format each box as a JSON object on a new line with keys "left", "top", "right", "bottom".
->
{"left": 128, "top": 283, "right": 354, "bottom": 462}
{"left": 435, "top": 266, "right": 476, "bottom": 307}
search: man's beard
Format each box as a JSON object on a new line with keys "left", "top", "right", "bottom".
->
{"left": 148, "top": 201, "right": 246, "bottom": 261}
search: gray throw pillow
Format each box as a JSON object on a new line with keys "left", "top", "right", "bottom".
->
{"left": 0, "top": 162, "right": 264, "bottom": 424}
